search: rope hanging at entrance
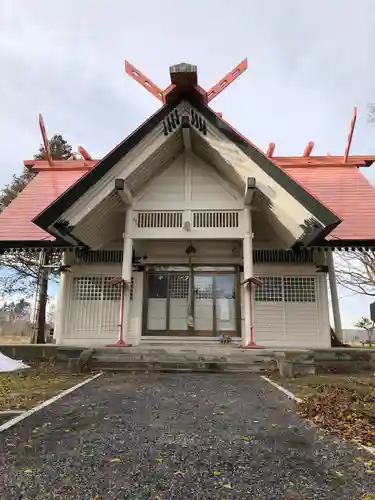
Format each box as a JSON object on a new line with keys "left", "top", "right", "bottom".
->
{"left": 185, "top": 242, "right": 196, "bottom": 330}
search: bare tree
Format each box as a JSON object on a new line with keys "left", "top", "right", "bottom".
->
{"left": 0, "top": 135, "right": 73, "bottom": 342}
{"left": 336, "top": 249, "right": 375, "bottom": 296}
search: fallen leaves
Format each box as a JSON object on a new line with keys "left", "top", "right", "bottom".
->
{"left": 296, "top": 378, "right": 375, "bottom": 447}
{"left": 0, "top": 360, "right": 88, "bottom": 411}
{"left": 109, "top": 458, "right": 122, "bottom": 463}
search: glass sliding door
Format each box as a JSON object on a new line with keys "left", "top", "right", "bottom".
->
{"left": 169, "top": 274, "right": 189, "bottom": 330}
{"left": 147, "top": 274, "right": 168, "bottom": 331}
{"left": 144, "top": 268, "right": 238, "bottom": 336}
{"left": 215, "top": 275, "right": 236, "bottom": 332}
{"left": 193, "top": 275, "right": 214, "bottom": 332}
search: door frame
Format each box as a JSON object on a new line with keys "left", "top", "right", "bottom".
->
{"left": 142, "top": 265, "right": 240, "bottom": 337}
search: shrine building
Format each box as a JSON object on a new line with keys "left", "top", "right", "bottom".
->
{"left": 1, "top": 59, "right": 375, "bottom": 348}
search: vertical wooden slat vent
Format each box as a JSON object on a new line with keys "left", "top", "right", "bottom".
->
{"left": 137, "top": 211, "right": 183, "bottom": 228}
{"left": 192, "top": 211, "right": 239, "bottom": 228}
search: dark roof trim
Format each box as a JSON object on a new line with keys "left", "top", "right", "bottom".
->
{"left": 318, "top": 239, "right": 375, "bottom": 249}
{"left": 190, "top": 95, "right": 341, "bottom": 229}
{"left": 0, "top": 239, "right": 75, "bottom": 252}
{"left": 34, "top": 102, "right": 174, "bottom": 230}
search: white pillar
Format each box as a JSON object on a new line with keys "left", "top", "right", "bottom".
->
{"left": 121, "top": 209, "right": 133, "bottom": 343}
{"left": 54, "top": 251, "right": 71, "bottom": 345}
{"left": 327, "top": 249, "right": 343, "bottom": 342}
{"left": 243, "top": 207, "right": 253, "bottom": 345}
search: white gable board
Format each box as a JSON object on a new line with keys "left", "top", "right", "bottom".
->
{"left": 191, "top": 155, "right": 240, "bottom": 203}
{"left": 136, "top": 155, "right": 185, "bottom": 203}
{"left": 134, "top": 151, "right": 242, "bottom": 209}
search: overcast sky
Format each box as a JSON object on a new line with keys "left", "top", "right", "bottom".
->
{"left": 1, "top": 0, "right": 375, "bottom": 328}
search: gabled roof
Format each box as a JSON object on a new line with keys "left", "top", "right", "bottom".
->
{"left": 33, "top": 95, "right": 339, "bottom": 245}
{"left": 1, "top": 60, "right": 375, "bottom": 248}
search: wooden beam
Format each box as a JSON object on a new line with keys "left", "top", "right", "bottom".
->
{"left": 303, "top": 141, "right": 314, "bottom": 157}
{"left": 114, "top": 178, "right": 132, "bottom": 204}
{"left": 206, "top": 58, "right": 248, "bottom": 103}
{"left": 244, "top": 177, "right": 257, "bottom": 205}
{"left": 38, "top": 114, "right": 53, "bottom": 166}
{"left": 125, "top": 60, "right": 164, "bottom": 102}
{"left": 78, "top": 146, "right": 92, "bottom": 161}
{"left": 344, "top": 106, "right": 357, "bottom": 163}
{"left": 266, "top": 142, "right": 275, "bottom": 157}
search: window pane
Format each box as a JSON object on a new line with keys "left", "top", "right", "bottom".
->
{"left": 148, "top": 274, "right": 168, "bottom": 298}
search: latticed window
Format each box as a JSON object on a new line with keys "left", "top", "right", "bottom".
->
{"left": 169, "top": 275, "right": 189, "bottom": 298}
{"left": 254, "top": 276, "right": 316, "bottom": 303}
{"left": 72, "top": 277, "right": 102, "bottom": 300}
{"left": 72, "top": 276, "right": 134, "bottom": 301}
{"left": 103, "top": 277, "right": 122, "bottom": 301}
{"left": 284, "top": 277, "right": 316, "bottom": 303}
{"left": 254, "top": 277, "right": 283, "bottom": 302}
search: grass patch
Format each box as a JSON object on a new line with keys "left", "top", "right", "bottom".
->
{"left": 278, "top": 374, "right": 375, "bottom": 448}
{"left": 0, "top": 360, "right": 89, "bottom": 411}
{"left": 0, "top": 335, "right": 31, "bottom": 345}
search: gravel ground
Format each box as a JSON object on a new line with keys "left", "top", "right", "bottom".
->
{"left": 0, "top": 373, "right": 374, "bottom": 500}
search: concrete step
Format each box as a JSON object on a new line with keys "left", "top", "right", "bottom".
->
{"left": 92, "top": 353, "right": 274, "bottom": 364}
{"left": 91, "top": 359, "right": 271, "bottom": 373}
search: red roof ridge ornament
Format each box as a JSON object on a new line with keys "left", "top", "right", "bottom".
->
{"left": 124, "top": 58, "right": 248, "bottom": 105}
{"left": 38, "top": 114, "right": 53, "bottom": 166}
{"left": 78, "top": 145, "right": 93, "bottom": 161}
{"left": 344, "top": 106, "right": 357, "bottom": 163}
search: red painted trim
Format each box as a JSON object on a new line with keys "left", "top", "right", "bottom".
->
{"left": 78, "top": 146, "right": 93, "bottom": 161}
{"left": 303, "top": 141, "right": 314, "bottom": 157}
{"left": 206, "top": 58, "right": 248, "bottom": 103}
{"left": 125, "top": 60, "right": 164, "bottom": 102}
{"left": 267, "top": 142, "right": 275, "bottom": 157}
{"left": 344, "top": 107, "right": 357, "bottom": 163}
{"left": 106, "top": 280, "right": 131, "bottom": 347}
{"left": 38, "top": 114, "right": 53, "bottom": 166}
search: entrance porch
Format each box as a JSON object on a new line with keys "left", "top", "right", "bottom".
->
{"left": 55, "top": 237, "right": 332, "bottom": 349}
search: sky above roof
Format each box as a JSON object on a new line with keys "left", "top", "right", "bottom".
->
{"left": 1, "top": 0, "right": 375, "bottom": 327}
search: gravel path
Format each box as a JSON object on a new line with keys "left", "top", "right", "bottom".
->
{"left": 0, "top": 373, "right": 374, "bottom": 499}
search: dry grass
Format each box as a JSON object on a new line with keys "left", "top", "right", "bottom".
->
{"left": 279, "top": 374, "right": 375, "bottom": 399}
{"left": 277, "top": 374, "right": 375, "bottom": 448}
{"left": 0, "top": 335, "right": 31, "bottom": 345}
{"left": 0, "top": 361, "right": 89, "bottom": 411}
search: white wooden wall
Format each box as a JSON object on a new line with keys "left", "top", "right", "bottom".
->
{"left": 60, "top": 264, "right": 143, "bottom": 346}
{"left": 59, "top": 259, "right": 330, "bottom": 348}
{"left": 241, "top": 264, "right": 330, "bottom": 348}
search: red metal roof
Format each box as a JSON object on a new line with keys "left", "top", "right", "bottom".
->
{"left": 0, "top": 167, "right": 90, "bottom": 242}
{"left": 281, "top": 165, "right": 375, "bottom": 241}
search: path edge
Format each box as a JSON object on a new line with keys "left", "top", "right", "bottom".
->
{"left": 260, "top": 375, "right": 303, "bottom": 403}
{"left": 0, "top": 372, "right": 103, "bottom": 433}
